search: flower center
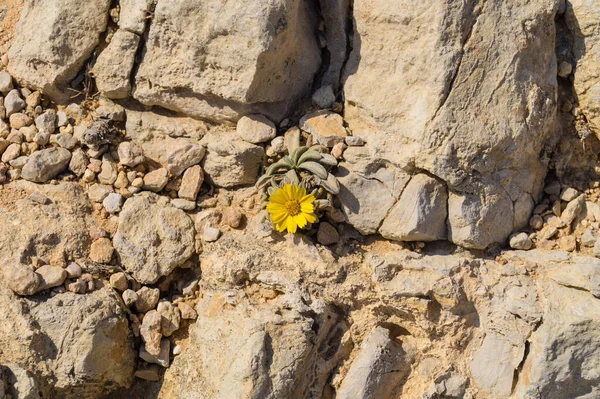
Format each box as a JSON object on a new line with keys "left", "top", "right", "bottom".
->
{"left": 284, "top": 200, "right": 301, "bottom": 216}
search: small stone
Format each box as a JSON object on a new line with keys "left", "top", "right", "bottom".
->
{"left": 331, "top": 142, "right": 346, "bottom": 159}
{"left": 166, "top": 142, "right": 206, "bottom": 177}
{"left": 134, "top": 365, "right": 161, "bottom": 381}
{"left": 135, "top": 286, "right": 161, "bottom": 313}
{"left": 551, "top": 200, "right": 561, "bottom": 217}
{"left": 157, "top": 301, "right": 181, "bottom": 337}
{"left": 88, "top": 184, "right": 114, "bottom": 203}
{"left": 35, "top": 110, "right": 57, "bottom": 134}
{"left": 140, "top": 339, "right": 170, "bottom": 367}
{"left": 317, "top": 222, "right": 340, "bottom": 245}
{"left": 67, "top": 150, "right": 88, "bottom": 177}
{"left": 594, "top": 238, "right": 600, "bottom": 258}
{"left": 109, "top": 272, "right": 129, "bottom": 292}
{"left": 0, "top": 71, "right": 14, "bottom": 94}
{"left": 95, "top": 101, "right": 126, "bottom": 121}
{"left": 21, "top": 148, "right": 71, "bottom": 183}
{"left": 237, "top": 114, "right": 277, "bottom": 144}
{"left": 300, "top": 111, "right": 347, "bottom": 147}
{"left": 118, "top": 141, "right": 145, "bottom": 167}
{"left": 67, "top": 280, "right": 87, "bottom": 294}
{"left": 270, "top": 136, "right": 286, "bottom": 155}
{"left": 122, "top": 289, "right": 139, "bottom": 307}
{"left": 65, "top": 262, "right": 83, "bottom": 278}
{"left": 36, "top": 265, "right": 67, "bottom": 291}
{"left": 9, "top": 113, "right": 33, "bottom": 129}
{"left": 177, "top": 302, "right": 197, "bottom": 320}
{"left": 538, "top": 225, "right": 558, "bottom": 240}
{"left": 26, "top": 91, "right": 41, "bottom": 107}
{"left": 345, "top": 136, "right": 365, "bottom": 146}
{"left": 171, "top": 198, "right": 196, "bottom": 210}
{"left": 173, "top": 345, "right": 182, "bottom": 355}
{"left": 140, "top": 310, "right": 163, "bottom": 356}
{"left": 560, "top": 187, "right": 580, "bottom": 202}
{"left": 89, "top": 237, "right": 114, "bottom": 263}
{"left": 558, "top": 61, "right": 572, "bottom": 78}
{"left": 4, "top": 265, "right": 40, "bottom": 296}
{"left": 561, "top": 195, "right": 585, "bottom": 226}
{"left": 222, "top": 207, "right": 244, "bottom": 228}
{"left": 312, "top": 85, "right": 336, "bottom": 109}
{"left": 98, "top": 158, "right": 118, "bottom": 185}
{"left": 103, "top": 193, "right": 123, "bottom": 213}
{"left": 509, "top": 232, "right": 533, "bottom": 250}
{"left": 29, "top": 192, "right": 50, "bottom": 205}
{"left": 178, "top": 165, "right": 203, "bottom": 200}
{"left": 544, "top": 180, "right": 561, "bottom": 197}
{"left": 143, "top": 168, "right": 169, "bottom": 192}
{"left": 202, "top": 226, "right": 221, "bottom": 242}
{"left": 33, "top": 132, "right": 50, "bottom": 146}
{"left": 5, "top": 89, "right": 25, "bottom": 116}
{"left": 582, "top": 229, "right": 596, "bottom": 247}
{"left": 56, "top": 111, "right": 68, "bottom": 127}
{"left": 54, "top": 133, "right": 78, "bottom": 150}
{"left": 557, "top": 236, "right": 576, "bottom": 252}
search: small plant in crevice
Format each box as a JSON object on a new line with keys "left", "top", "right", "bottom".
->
{"left": 256, "top": 129, "right": 341, "bottom": 233}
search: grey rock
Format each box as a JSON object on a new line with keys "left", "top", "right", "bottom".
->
{"left": 202, "top": 138, "right": 264, "bottom": 187}
{"left": 117, "top": 141, "right": 145, "bottom": 167}
{"left": 560, "top": 187, "right": 580, "bottom": 202}
{"left": 135, "top": 287, "right": 160, "bottom": 313}
{"left": 509, "top": 232, "right": 533, "bottom": 250}
{"left": 237, "top": 114, "right": 277, "bottom": 144}
{"left": 35, "top": 265, "right": 67, "bottom": 292}
{"left": 35, "top": 110, "right": 56, "bottom": 134}
{"left": 113, "top": 193, "right": 195, "bottom": 284}
{"left": 0, "top": 71, "right": 14, "bottom": 94}
{"left": 69, "top": 150, "right": 89, "bottom": 177}
{"left": 4, "top": 90, "right": 25, "bottom": 116}
{"left": 140, "top": 340, "right": 170, "bottom": 368}
{"left": 471, "top": 333, "right": 521, "bottom": 398}
{"left": 312, "top": 85, "right": 336, "bottom": 109}
{"left": 171, "top": 198, "right": 196, "bottom": 211}
{"left": 94, "top": 29, "right": 140, "bottom": 99}
{"left": 380, "top": 174, "right": 448, "bottom": 242}
{"left": 88, "top": 184, "right": 114, "bottom": 203}
{"left": 94, "top": 101, "right": 126, "bottom": 121}
{"left": 122, "top": 289, "right": 138, "bottom": 307}
{"left": 582, "top": 229, "right": 597, "bottom": 247}
{"left": 21, "top": 148, "right": 72, "bottom": 183}
{"left": 103, "top": 193, "right": 123, "bottom": 214}
{"left": 202, "top": 227, "right": 221, "bottom": 242}
{"left": 65, "top": 262, "right": 83, "bottom": 279}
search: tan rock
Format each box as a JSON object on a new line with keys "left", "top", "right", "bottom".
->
{"left": 89, "top": 238, "right": 114, "bottom": 263}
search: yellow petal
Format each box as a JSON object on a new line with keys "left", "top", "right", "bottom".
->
{"left": 304, "top": 212, "right": 317, "bottom": 224}
{"left": 297, "top": 186, "right": 307, "bottom": 198}
{"left": 295, "top": 214, "right": 307, "bottom": 228}
{"left": 275, "top": 222, "right": 286, "bottom": 232}
{"left": 269, "top": 189, "right": 287, "bottom": 205}
{"left": 300, "top": 203, "right": 314, "bottom": 214}
{"left": 283, "top": 184, "right": 294, "bottom": 200}
{"left": 271, "top": 212, "right": 288, "bottom": 224}
{"left": 286, "top": 216, "right": 298, "bottom": 233}
{"left": 300, "top": 194, "right": 316, "bottom": 204}
{"left": 266, "top": 203, "right": 286, "bottom": 213}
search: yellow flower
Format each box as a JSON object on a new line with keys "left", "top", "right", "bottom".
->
{"left": 266, "top": 184, "right": 317, "bottom": 233}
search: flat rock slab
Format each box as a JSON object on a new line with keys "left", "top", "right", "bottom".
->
{"left": 113, "top": 193, "right": 195, "bottom": 284}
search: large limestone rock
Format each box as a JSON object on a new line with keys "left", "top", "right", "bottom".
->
{"left": 566, "top": 0, "right": 600, "bottom": 136}
{"left": 8, "top": 0, "right": 112, "bottom": 103}
{"left": 342, "top": 0, "right": 558, "bottom": 249}
{"left": 133, "top": 0, "right": 321, "bottom": 122}
{"left": 113, "top": 193, "right": 195, "bottom": 284}
{"left": 0, "top": 287, "right": 135, "bottom": 398}
{"left": 93, "top": 29, "right": 140, "bottom": 99}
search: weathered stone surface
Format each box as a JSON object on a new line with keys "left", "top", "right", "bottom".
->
{"left": 202, "top": 137, "right": 265, "bottom": 188}
{"left": 0, "top": 287, "right": 135, "bottom": 398}
{"left": 179, "top": 165, "right": 204, "bottom": 201}
{"left": 119, "top": 0, "right": 152, "bottom": 35}
{"left": 133, "top": 0, "right": 321, "bottom": 122}
{"left": 143, "top": 168, "right": 169, "bottom": 192}
{"left": 237, "top": 114, "right": 277, "bottom": 144}
{"left": 21, "top": 148, "right": 71, "bottom": 183}
{"left": 8, "top": 0, "right": 112, "bottom": 103}
{"left": 94, "top": 29, "right": 140, "bottom": 99}
{"left": 117, "top": 141, "right": 145, "bottom": 167}
{"left": 380, "top": 174, "right": 448, "bottom": 242}
{"left": 166, "top": 142, "right": 205, "bottom": 177}
{"left": 113, "top": 193, "right": 195, "bottom": 284}
{"left": 300, "top": 111, "right": 347, "bottom": 147}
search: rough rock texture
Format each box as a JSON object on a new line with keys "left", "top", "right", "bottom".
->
{"left": 93, "top": 29, "right": 140, "bottom": 99}
{"left": 133, "top": 0, "right": 321, "bottom": 122}
{"left": 113, "top": 193, "right": 195, "bottom": 284}
{"left": 342, "top": 0, "right": 558, "bottom": 249}
{"left": 202, "top": 136, "right": 265, "bottom": 188}
{"left": 7, "top": 0, "right": 112, "bottom": 103}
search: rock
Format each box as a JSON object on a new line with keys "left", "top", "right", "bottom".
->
{"left": 103, "top": 193, "right": 123, "bottom": 214}
{"left": 560, "top": 187, "right": 580, "bottom": 202}
{"left": 140, "top": 309, "right": 163, "bottom": 356}
{"left": 113, "top": 193, "right": 195, "bottom": 284}
{"left": 54, "top": 133, "right": 78, "bottom": 150}
{"left": 312, "top": 85, "right": 336, "bottom": 109}
{"left": 1, "top": 143, "right": 20, "bottom": 163}
{"left": 222, "top": 207, "right": 244, "bottom": 229}
{"left": 117, "top": 141, "right": 145, "bottom": 167}
{"left": 29, "top": 192, "right": 50, "bottom": 205}
{"left": 177, "top": 302, "right": 197, "bottom": 320}
{"left": 65, "top": 262, "right": 83, "bottom": 279}
{"left": 98, "top": 157, "right": 118, "bottom": 185}
{"left": 8, "top": 0, "right": 112, "bottom": 103}
{"left": 0, "top": 288, "right": 135, "bottom": 397}
{"left": 89, "top": 238, "right": 114, "bottom": 264}
{"left": 178, "top": 165, "right": 204, "bottom": 201}
{"left": 336, "top": 166, "right": 396, "bottom": 235}
{"left": 237, "top": 114, "right": 277, "bottom": 144}
{"left": 109, "top": 272, "right": 129, "bottom": 292}
{"left": 35, "top": 110, "right": 56, "bottom": 134}
{"left": 81, "top": 119, "right": 117, "bottom": 148}
{"left": 0, "top": 71, "right": 13, "bottom": 94}
{"left": 345, "top": 135, "right": 365, "bottom": 146}
{"left": 35, "top": 265, "right": 67, "bottom": 292}
{"left": 135, "top": 365, "right": 161, "bottom": 382}
{"left": 9, "top": 113, "right": 33, "bottom": 129}
{"left": 509, "top": 233, "right": 533, "bottom": 250}
{"left": 88, "top": 184, "right": 114, "bottom": 203}
{"left": 337, "top": 326, "right": 411, "bottom": 399}
{"left": 202, "top": 227, "right": 221, "bottom": 242}
{"left": 380, "top": 174, "right": 448, "bottom": 242}
{"left": 135, "top": 287, "right": 160, "bottom": 313}
{"left": 94, "top": 29, "right": 140, "bottom": 99}
{"left": 561, "top": 195, "right": 585, "bottom": 226}
{"left": 3, "top": 265, "right": 40, "bottom": 296}
{"left": 94, "top": 101, "right": 126, "bottom": 121}
{"left": 300, "top": 111, "right": 347, "bottom": 147}
{"left": 21, "top": 148, "right": 72, "bottom": 183}
{"left": 317, "top": 222, "right": 340, "bottom": 246}
{"left": 133, "top": 0, "right": 321, "bottom": 122}
{"left": 165, "top": 142, "right": 206, "bottom": 177}
{"left": 157, "top": 301, "right": 181, "bottom": 337}
{"left": 140, "top": 339, "right": 170, "bottom": 368}
{"left": 538, "top": 225, "right": 558, "bottom": 241}
{"left": 529, "top": 214, "right": 544, "bottom": 230}
{"left": 122, "top": 289, "right": 138, "bottom": 307}
{"left": 582, "top": 229, "right": 596, "bottom": 247}
{"left": 143, "top": 168, "right": 169, "bottom": 192}
{"left": 202, "top": 138, "right": 264, "bottom": 187}
{"left": 4, "top": 90, "right": 25, "bottom": 116}
{"left": 119, "top": 0, "right": 152, "bottom": 34}
{"left": 171, "top": 198, "right": 196, "bottom": 211}
{"left": 557, "top": 236, "right": 577, "bottom": 252}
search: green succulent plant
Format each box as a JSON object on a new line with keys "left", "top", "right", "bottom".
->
{"left": 256, "top": 129, "right": 341, "bottom": 198}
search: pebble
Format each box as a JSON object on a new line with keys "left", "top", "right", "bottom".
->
{"left": 345, "top": 136, "right": 365, "bottom": 146}
{"left": 135, "top": 286, "right": 160, "bottom": 313}
{"left": 560, "top": 195, "right": 585, "bottom": 226}
{"left": 140, "top": 310, "right": 163, "bottom": 356}
{"left": 317, "top": 222, "right": 340, "bottom": 245}
{"left": 178, "top": 165, "right": 203, "bottom": 200}
{"left": 557, "top": 236, "right": 576, "bottom": 252}
{"left": 544, "top": 180, "right": 561, "bottom": 197}
{"left": 88, "top": 184, "right": 114, "bottom": 203}
{"left": 170, "top": 198, "right": 195, "bottom": 211}
{"left": 177, "top": 302, "right": 197, "bottom": 320}
{"left": 35, "top": 110, "right": 57, "bottom": 134}
{"left": 560, "top": 187, "right": 580, "bottom": 202}
{"left": 1, "top": 143, "right": 20, "bottom": 163}
{"left": 89, "top": 237, "right": 114, "bottom": 263}
{"left": 581, "top": 229, "right": 596, "bottom": 247}
{"left": 173, "top": 345, "right": 182, "bottom": 356}
{"left": 0, "top": 71, "right": 14, "bottom": 94}
{"left": 143, "top": 168, "right": 169, "bottom": 192}
{"left": 95, "top": 101, "right": 126, "bottom": 121}
{"left": 36, "top": 265, "right": 68, "bottom": 292}
{"left": 312, "top": 85, "right": 336, "bottom": 109}
{"left": 331, "top": 142, "right": 346, "bottom": 159}
{"left": 236, "top": 114, "right": 277, "bottom": 144}
{"left": 67, "top": 280, "right": 87, "bottom": 294}
{"left": 69, "top": 150, "right": 89, "bottom": 176}
{"left": 56, "top": 111, "right": 68, "bottom": 127}
{"left": 98, "top": 158, "right": 118, "bottom": 185}
{"left": 5, "top": 89, "right": 25, "bottom": 116}
{"left": 29, "top": 192, "right": 50, "bottom": 205}
{"left": 202, "top": 226, "right": 221, "bottom": 242}
{"left": 538, "top": 226, "right": 558, "bottom": 240}
{"left": 65, "top": 262, "right": 83, "bottom": 278}
{"left": 9, "top": 113, "right": 33, "bottom": 129}
{"left": 122, "top": 289, "right": 139, "bottom": 307}
{"left": 509, "top": 232, "right": 533, "bottom": 250}
{"left": 118, "top": 141, "right": 145, "bottom": 167}
{"left": 222, "top": 207, "right": 244, "bottom": 228}
{"left": 109, "top": 272, "right": 129, "bottom": 292}
{"left": 103, "top": 193, "right": 123, "bottom": 213}
{"left": 157, "top": 301, "right": 181, "bottom": 337}
{"left": 558, "top": 61, "right": 573, "bottom": 78}
{"left": 140, "top": 339, "right": 170, "bottom": 368}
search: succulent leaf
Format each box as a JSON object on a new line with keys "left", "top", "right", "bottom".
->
{"left": 319, "top": 153, "right": 338, "bottom": 166}
{"left": 299, "top": 161, "right": 328, "bottom": 179}
{"left": 297, "top": 150, "right": 322, "bottom": 165}
{"left": 290, "top": 146, "right": 309, "bottom": 164}
{"left": 266, "top": 160, "right": 292, "bottom": 176}
{"left": 284, "top": 169, "right": 300, "bottom": 185}
{"left": 319, "top": 173, "right": 341, "bottom": 194}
